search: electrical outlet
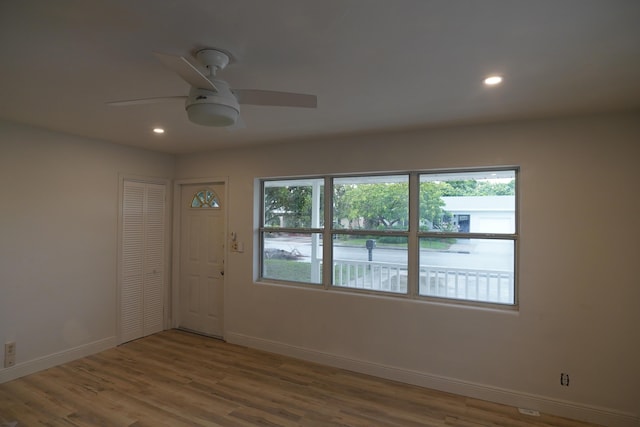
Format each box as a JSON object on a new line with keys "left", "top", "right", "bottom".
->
{"left": 4, "top": 354, "right": 15, "bottom": 368}
{"left": 560, "top": 372, "right": 570, "bottom": 386}
{"left": 5, "top": 342, "right": 15, "bottom": 355}
{"left": 4, "top": 342, "right": 16, "bottom": 368}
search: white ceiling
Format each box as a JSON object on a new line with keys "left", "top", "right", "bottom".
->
{"left": 1, "top": 0, "right": 639, "bottom": 154}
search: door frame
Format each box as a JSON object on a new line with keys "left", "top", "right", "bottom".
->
{"left": 116, "top": 174, "right": 172, "bottom": 345}
{"left": 171, "top": 177, "right": 229, "bottom": 336}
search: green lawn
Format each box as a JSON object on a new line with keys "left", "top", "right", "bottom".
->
{"left": 263, "top": 259, "right": 370, "bottom": 285}
{"left": 263, "top": 259, "right": 315, "bottom": 283}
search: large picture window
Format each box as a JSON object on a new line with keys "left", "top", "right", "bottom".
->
{"left": 259, "top": 168, "right": 518, "bottom": 306}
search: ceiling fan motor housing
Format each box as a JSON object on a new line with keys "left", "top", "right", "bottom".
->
{"left": 196, "top": 48, "right": 230, "bottom": 73}
{"left": 186, "top": 81, "right": 240, "bottom": 126}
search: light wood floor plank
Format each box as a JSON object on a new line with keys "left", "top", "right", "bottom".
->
{"left": 0, "top": 330, "right": 602, "bottom": 426}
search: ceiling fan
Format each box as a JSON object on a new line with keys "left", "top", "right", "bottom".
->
{"left": 108, "top": 48, "right": 317, "bottom": 127}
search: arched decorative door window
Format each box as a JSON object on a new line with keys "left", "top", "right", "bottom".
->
{"left": 190, "top": 189, "right": 220, "bottom": 208}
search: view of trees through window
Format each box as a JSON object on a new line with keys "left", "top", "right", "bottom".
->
{"left": 260, "top": 169, "right": 517, "bottom": 305}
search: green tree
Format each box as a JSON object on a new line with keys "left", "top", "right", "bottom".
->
{"left": 441, "top": 180, "right": 515, "bottom": 196}
{"left": 419, "top": 181, "right": 447, "bottom": 230}
{"left": 266, "top": 178, "right": 514, "bottom": 232}
{"left": 333, "top": 182, "right": 451, "bottom": 231}
{"left": 439, "top": 180, "right": 476, "bottom": 196}
{"left": 332, "top": 184, "right": 352, "bottom": 228}
{"left": 264, "top": 186, "right": 313, "bottom": 227}
{"left": 332, "top": 183, "right": 408, "bottom": 229}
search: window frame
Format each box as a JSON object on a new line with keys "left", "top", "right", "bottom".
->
{"left": 330, "top": 173, "right": 410, "bottom": 296}
{"left": 259, "top": 178, "right": 325, "bottom": 286}
{"left": 258, "top": 167, "right": 519, "bottom": 308}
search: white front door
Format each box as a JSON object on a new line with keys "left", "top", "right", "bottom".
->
{"left": 178, "top": 183, "right": 225, "bottom": 337}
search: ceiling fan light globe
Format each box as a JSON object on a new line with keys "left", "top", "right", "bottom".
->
{"left": 187, "top": 103, "right": 239, "bottom": 126}
{"left": 186, "top": 84, "right": 240, "bottom": 127}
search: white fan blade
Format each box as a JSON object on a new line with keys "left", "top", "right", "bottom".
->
{"left": 233, "top": 89, "right": 317, "bottom": 108}
{"left": 107, "top": 96, "right": 187, "bottom": 106}
{"left": 153, "top": 52, "right": 218, "bottom": 92}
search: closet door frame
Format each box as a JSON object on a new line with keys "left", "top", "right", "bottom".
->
{"left": 116, "top": 174, "right": 172, "bottom": 344}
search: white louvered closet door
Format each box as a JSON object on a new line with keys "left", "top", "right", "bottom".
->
{"left": 120, "top": 181, "right": 166, "bottom": 343}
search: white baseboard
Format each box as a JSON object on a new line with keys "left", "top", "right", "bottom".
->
{"left": 0, "top": 336, "right": 117, "bottom": 384}
{"left": 226, "top": 332, "right": 639, "bottom": 427}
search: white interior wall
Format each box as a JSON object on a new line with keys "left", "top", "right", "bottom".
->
{"left": 176, "top": 112, "right": 640, "bottom": 426}
{"left": 0, "top": 112, "right": 638, "bottom": 426}
{"left": 0, "top": 120, "right": 174, "bottom": 380}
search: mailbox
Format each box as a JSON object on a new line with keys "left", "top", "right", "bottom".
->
{"left": 365, "top": 239, "right": 376, "bottom": 261}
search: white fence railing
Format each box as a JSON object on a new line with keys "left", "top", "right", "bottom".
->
{"left": 420, "top": 266, "right": 513, "bottom": 304}
{"left": 333, "top": 260, "right": 514, "bottom": 304}
{"left": 334, "top": 260, "right": 407, "bottom": 294}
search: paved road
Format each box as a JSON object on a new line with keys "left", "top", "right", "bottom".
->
{"left": 264, "top": 237, "right": 513, "bottom": 271}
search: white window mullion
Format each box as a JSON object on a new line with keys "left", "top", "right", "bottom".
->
{"left": 323, "top": 177, "right": 333, "bottom": 289}
{"left": 310, "top": 180, "right": 321, "bottom": 284}
{"left": 407, "top": 172, "right": 419, "bottom": 297}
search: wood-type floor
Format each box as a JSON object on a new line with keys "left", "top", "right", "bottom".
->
{"left": 0, "top": 329, "right": 601, "bottom": 426}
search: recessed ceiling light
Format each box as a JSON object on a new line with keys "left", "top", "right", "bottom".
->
{"left": 484, "top": 75, "right": 503, "bottom": 86}
{"left": 153, "top": 127, "right": 165, "bottom": 134}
